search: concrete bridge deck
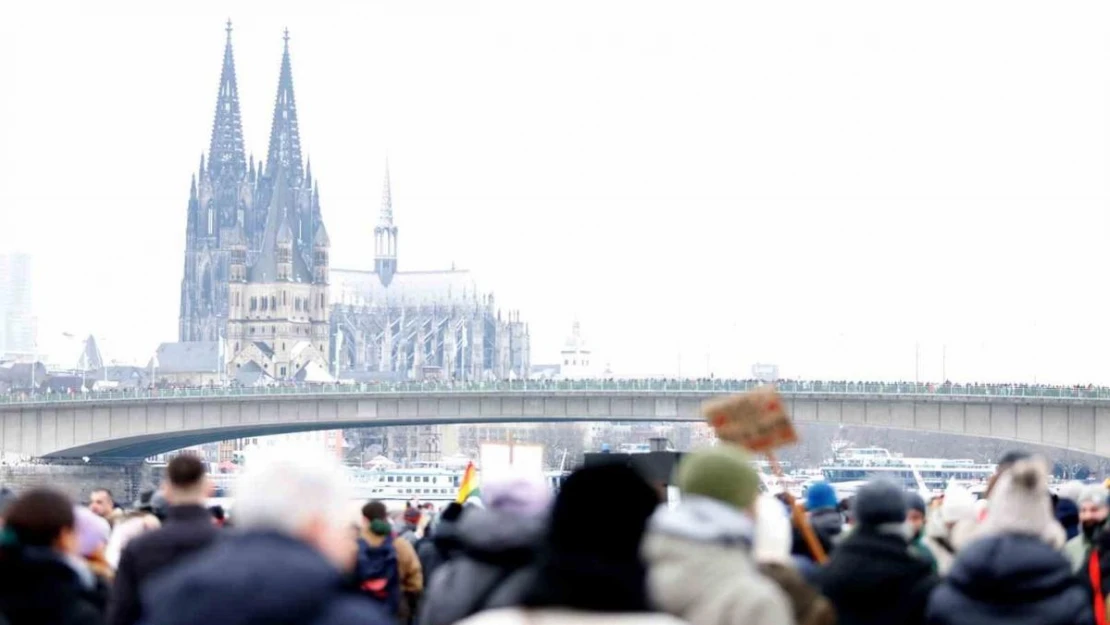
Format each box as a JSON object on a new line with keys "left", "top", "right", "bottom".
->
{"left": 2, "top": 380, "right": 1109, "bottom": 459}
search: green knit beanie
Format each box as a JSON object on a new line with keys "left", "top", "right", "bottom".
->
{"left": 676, "top": 445, "right": 761, "bottom": 511}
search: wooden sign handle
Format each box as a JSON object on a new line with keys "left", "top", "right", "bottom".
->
{"left": 766, "top": 451, "right": 828, "bottom": 564}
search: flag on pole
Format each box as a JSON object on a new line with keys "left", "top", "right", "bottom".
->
{"left": 455, "top": 461, "right": 480, "bottom": 504}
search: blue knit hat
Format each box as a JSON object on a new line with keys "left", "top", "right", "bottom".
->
{"left": 806, "top": 481, "right": 838, "bottom": 511}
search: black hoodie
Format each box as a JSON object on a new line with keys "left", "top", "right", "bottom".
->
{"left": 818, "top": 527, "right": 936, "bottom": 625}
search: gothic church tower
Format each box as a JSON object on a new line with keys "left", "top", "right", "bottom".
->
{"left": 180, "top": 24, "right": 330, "bottom": 381}
{"left": 179, "top": 21, "right": 256, "bottom": 343}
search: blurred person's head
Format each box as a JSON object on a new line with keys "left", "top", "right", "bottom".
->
{"left": 402, "top": 504, "right": 421, "bottom": 527}
{"left": 4, "top": 489, "right": 78, "bottom": 555}
{"left": 163, "top": 455, "right": 210, "bottom": 505}
{"left": 523, "top": 463, "right": 658, "bottom": 613}
{"left": 361, "top": 500, "right": 392, "bottom": 537}
{"left": 1076, "top": 484, "right": 1109, "bottom": 538}
{"left": 940, "top": 485, "right": 977, "bottom": 529}
{"left": 985, "top": 450, "right": 1033, "bottom": 497}
{"left": 483, "top": 474, "right": 553, "bottom": 519}
{"left": 852, "top": 479, "right": 907, "bottom": 536}
{"left": 134, "top": 489, "right": 156, "bottom": 514}
{"left": 88, "top": 488, "right": 114, "bottom": 519}
{"left": 839, "top": 495, "right": 855, "bottom": 525}
{"left": 208, "top": 505, "right": 226, "bottom": 527}
{"left": 805, "top": 481, "right": 838, "bottom": 513}
{"left": 675, "top": 445, "right": 761, "bottom": 517}
{"left": 73, "top": 506, "right": 110, "bottom": 559}
{"left": 904, "top": 492, "right": 927, "bottom": 538}
{"left": 150, "top": 491, "right": 169, "bottom": 522}
{"left": 232, "top": 450, "right": 356, "bottom": 571}
{"left": 982, "top": 456, "right": 1064, "bottom": 548}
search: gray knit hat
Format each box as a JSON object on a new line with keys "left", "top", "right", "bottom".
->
{"left": 853, "top": 479, "right": 907, "bottom": 527}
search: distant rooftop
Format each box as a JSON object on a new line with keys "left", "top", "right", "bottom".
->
{"left": 151, "top": 341, "right": 222, "bottom": 373}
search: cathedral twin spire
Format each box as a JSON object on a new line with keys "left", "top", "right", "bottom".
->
{"left": 201, "top": 22, "right": 323, "bottom": 277}
{"left": 265, "top": 29, "right": 304, "bottom": 183}
{"left": 207, "top": 20, "right": 247, "bottom": 183}
{"left": 205, "top": 22, "right": 306, "bottom": 191}
{"left": 196, "top": 21, "right": 391, "bottom": 287}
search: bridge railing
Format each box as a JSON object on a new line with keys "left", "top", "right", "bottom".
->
{"left": 4, "top": 379, "right": 1110, "bottom": 405}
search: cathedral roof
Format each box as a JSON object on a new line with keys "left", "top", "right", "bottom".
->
{"left": 313, "top": 220, "right": 330, "bottom": 247}
{"left": 252, "top": 341, "right": 274, "bottom": 359}
{"left": 294, "top": 360, "right": 333, "bottom": 383}
{"left": 277, "top": 211, "right": 294, "bottom": 244}
{"left": 234, "top": 361, "right": 272, "bottom": 386}
{"left": 330, "top": 267, "right": 481, "bottom": 307}
{"left": 249, "top": 165, "right": 312, "bottom": 283}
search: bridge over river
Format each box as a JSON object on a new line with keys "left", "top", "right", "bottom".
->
{"left": 2, "top": 380, "right": 1110, "bottom": 459}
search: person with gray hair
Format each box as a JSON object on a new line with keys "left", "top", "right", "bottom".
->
{"left": 138, "top": 451, "right": 391, "bottom": 625}
{"left": 1063, "top": 483, "right": 1110, "bottom": 572}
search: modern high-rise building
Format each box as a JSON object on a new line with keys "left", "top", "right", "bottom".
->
{"left": 0, "top": 253, "right": 36, "bottom": 358}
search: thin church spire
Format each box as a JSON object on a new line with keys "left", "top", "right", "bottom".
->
{"left": 379, "top": 158, "right": 393, "bottom": 225}
{"left": 265, "top": 28, "right": 304, "bottom": 182}
{"left": 374, "top": 159, "right": 398, "bottom": 287}
{"left": 207, "top": 19, "right": 247, "bottom": 182}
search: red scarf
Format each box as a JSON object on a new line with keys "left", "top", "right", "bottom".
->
{"left": 1090, "top": 550, "right": 1106, "bottom": 625}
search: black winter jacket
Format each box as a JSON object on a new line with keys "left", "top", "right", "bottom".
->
{"left": 0, "top": 546, "right": 105, "bottom": 625}
{"left": 818, "top": 527, "right": 937, "bottom": 625}
{"left": 140, "top": 531, "right": 393, "bottom": 625}
{"left": 108, "top": 504, "right": 219, "bottom": 625}
{"left": 417, "top": 509, "right": 544, "bottom": 625}
{"left": 928, "top": 533, "right": 1093, "bottom": 625}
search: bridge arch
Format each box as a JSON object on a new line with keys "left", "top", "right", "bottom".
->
{"left": 1, "top": 386, "right": 1109, "bottom": 459}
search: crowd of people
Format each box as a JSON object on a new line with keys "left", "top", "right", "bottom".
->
{"left": 1, "top": 445, "right": 1110, "bottom": 624}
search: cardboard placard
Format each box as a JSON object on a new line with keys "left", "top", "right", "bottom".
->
{"left": 702, "top": 385, "right": 798, "bottom": 452}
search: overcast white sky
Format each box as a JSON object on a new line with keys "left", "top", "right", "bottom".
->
{"left": 2, "top": 1, "right": 1110, "bottom": 383}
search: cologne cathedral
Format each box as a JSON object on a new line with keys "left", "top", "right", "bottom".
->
{"left": 177, "top": 23, "right": 529, "bottom": 383}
